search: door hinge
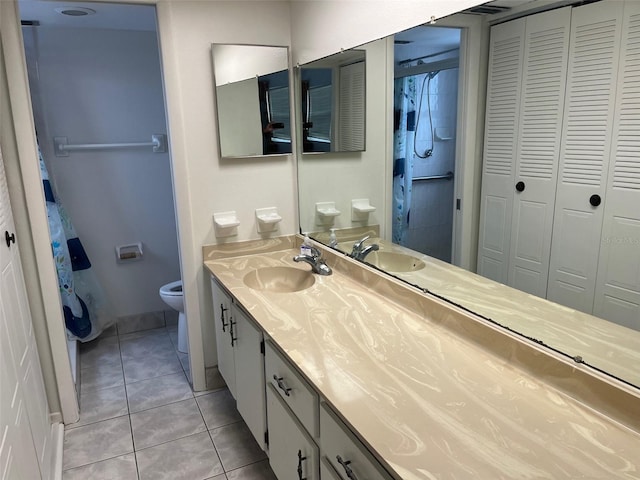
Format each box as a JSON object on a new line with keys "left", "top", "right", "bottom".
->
{"left": 264, "top": 430, "right": 269, "bottom": 446}
{"left": 260, "top": 339, "right": 265, "bottom": 355}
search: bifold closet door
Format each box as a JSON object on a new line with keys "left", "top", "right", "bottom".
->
{"left": 477, "top": 18, "right": 525, "bottom": 283}
{"left": 593, "top": 1, "right": 640, "bottom": 330}
{"left": 547, "top": 0, "right": 624, "bottom": 313}
{"left": 507, "top": 7, "right": 571, "bottom": 297}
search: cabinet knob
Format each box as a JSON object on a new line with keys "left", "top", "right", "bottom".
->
{"left": 515, "top": 181, "right": 525, "bottom": 192}
{"left": 589, "top": 194, "right": 602, "bottom": 207}
{"left": 273, "top": 374, "right": 292, "bottom": 396}
{"left": 5, "top": 231, "right": 15, "bottom": 248}
{"left": 297, "top": 450, "right": 307, "bottom": 480}
{"left": 336, "top": 455, "right": 359, "bottom": 480}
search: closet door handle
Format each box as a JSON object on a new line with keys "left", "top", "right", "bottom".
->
{"left": 515, "top": 181, "right": 525, "bottom": 192}
{"left": 5, "top": 231, "right": 15, "bottom": 248}
{"left": 589, "top": 194, "right": 602, "bottom": 207}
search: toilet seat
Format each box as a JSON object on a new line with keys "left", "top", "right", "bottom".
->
{"left": 159, "top": 280, "right": 182, "bottom": 296}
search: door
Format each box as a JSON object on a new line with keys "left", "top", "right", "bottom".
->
{"left": 507, "top": 8, "right": 571, "bottom": 297}
{"left": 547, "top": 0, "right": 624, "bottom": 313}
{"left": 477, "top": 18, "right": 525, "bottom": 283}
{"left": 210, "top": 278, "right": 236, "bottom": 397}
{"left": 593, "top": 1, "right": 640, "bottom": 330}
{"left": 0, "top": 145, "right": 49, "bottom": 479}
{"left": 233, "top": 306, "right": 266, "bottom": 450}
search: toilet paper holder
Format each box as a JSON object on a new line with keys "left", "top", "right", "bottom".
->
{"left": 116, "top": 242, "right": 143, "bottom": 262}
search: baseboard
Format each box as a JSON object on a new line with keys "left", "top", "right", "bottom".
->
{"left": 50, "top": 422, "right": 65, "bottom": 480}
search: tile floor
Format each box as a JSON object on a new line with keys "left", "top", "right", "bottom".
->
{"left": 63, "top": 324, "right": 277, "bottom": 480}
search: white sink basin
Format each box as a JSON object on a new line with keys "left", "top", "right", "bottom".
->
{"left": 366, "top": 251, "right": 426, "bottom": 273}
{"left": 243, "top": 266, "right": 315, "bottom": 293}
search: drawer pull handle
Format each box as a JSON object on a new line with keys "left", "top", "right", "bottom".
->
{"left": 220, "top": 304, "right": 229, "bottom": 332}
{"left": 273, "top": 375, "right": 292, "bottom": 396}
{"left": 337, "top": 455, "right": 358, "bottom": 480}
{"left": 297, "top": 449, "right": 307, "bottom": 480}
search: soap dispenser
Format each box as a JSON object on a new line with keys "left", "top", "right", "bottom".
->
{"left": 329, "top": 228, "right": 338, "bottom": 248}
{"left": 301, "top": 233, "right": 312, "bottom": 256}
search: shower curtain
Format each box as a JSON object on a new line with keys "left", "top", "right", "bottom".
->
{"left": 39, "top": 146, "right": 114, "bottom": 341}
{"left": 392, "top": 75, "right": 418, "bottom": 245}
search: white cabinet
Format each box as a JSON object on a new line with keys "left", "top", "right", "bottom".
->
{"left": 210, "top": 277, "right": 266, "bottom": 449}
{"left": 234, "top": 305, "right": 267, "bottom": 450}
{"left": 319, "top": 403, "right": 392, "bottom": 480}
{"left": 211, "top": 277, "right": 235, "bottom": 397}
{"left": 266, "top": 383, "right": 319, "bottom": 480}
{"left": 265, "top": 341, "right": 319, "bottom": 439}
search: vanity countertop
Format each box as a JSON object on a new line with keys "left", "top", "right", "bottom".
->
{"left": 333, "top": 237, "right": 640, "bottom": 388}
{"left": 204, "top": 240, "right": 640, "bottom": 479}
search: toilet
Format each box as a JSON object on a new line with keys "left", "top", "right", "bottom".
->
{"left": 159, "top": 280, "right": 188, "bottom": 353}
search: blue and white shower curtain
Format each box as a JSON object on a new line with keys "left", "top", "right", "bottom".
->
{"left": 39, "top": 146, "right": 114, "bottom": 341}
{"left": 392, "top": 75, "right": 418, "bottom": 245}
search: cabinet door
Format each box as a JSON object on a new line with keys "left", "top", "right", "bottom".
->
{"left": 507, "top": 7, "right": 571, "bottom": 297}
{"left": 267, "top": 384, "right": 319, "bottom": 480}
{"left": 234, "top": 306, "right": 266, "bottom": 450}
{"left": 593, "top": 0, "right": 640, "bottom": 330}
{"left": 210, "top": 277, "right": 236, "bottom": 397}
{"left": 547, "top": 0, "right": 624, "bottom": 312}
{"left": 319, "top": 403, "right": 392, "bottom": 480}
{"left": 477, "top": 17, "right": 525, "bottom": 283}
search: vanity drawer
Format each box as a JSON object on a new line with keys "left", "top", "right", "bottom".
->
{"left": 265, "top": 340, "right": 319, "bottom": 438}
{"left": 320, "top": 402, "right": 393, "bottom": 480}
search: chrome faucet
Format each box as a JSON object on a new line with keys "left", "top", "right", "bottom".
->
{"left": 293, "top": 246, "right": 332, "bottom": 276}
{"left": 350, "top": 235, "right": 379, "bottom": 261}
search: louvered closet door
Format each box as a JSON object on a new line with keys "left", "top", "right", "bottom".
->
{"left": 593, "top": 1, "right": 640, "bottom": 331}
{"left": 507, "top": 8, "right": 571, "bottom": 297}
{"left": 337, "top": 61, "right": 365, "bottom": 151}
{"left": 547, "top": 0, "right": 624, "bottom": 313}
{"left": 477, "top": 18, "right": 525, "bottom": 283}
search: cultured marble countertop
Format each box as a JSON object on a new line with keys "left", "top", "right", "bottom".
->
{"left": 330, "top": 237, "right": 640, "bottom": 389}
{"left": 204, "top": 239, "right": 640, "bottom": 479}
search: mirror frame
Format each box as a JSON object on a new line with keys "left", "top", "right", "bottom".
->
{"left": 211, "top": 43, "right": 293, "bottom": 159}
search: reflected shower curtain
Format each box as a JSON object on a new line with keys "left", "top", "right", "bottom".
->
{"left": 392, "top": 75, "right": 418, "bottom": 245}
{"left": 39, "top": 146, "right": 114, "bottom": 341}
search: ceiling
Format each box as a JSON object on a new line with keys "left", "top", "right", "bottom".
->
{"left": 18, "top": 0, "right": 157, "bottom": 31}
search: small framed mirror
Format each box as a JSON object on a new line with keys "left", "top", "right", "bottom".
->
{"left": 300, "top": 49, "right": 366, "bottom": 153}
{"left": 211, "top": 44, "right": 292, "bottom": 158}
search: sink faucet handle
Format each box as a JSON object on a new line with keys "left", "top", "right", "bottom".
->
{"left": 352, "top": 235, "right": 370, "bottom": 254}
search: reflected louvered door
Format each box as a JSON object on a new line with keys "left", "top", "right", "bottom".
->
{"left": 507, "top": 8, "right": 571, "bottom": 296}
{"left": 593, "top": 2, "right": 640, "bottom": 330}
{"left": 477, "top": 18, "right": 525, "bottom": 283}
{"left": 547, "top": 0, "right": 624, "bottom": 313}
{"left": 337, "top": 61, "right": 365, "bottom": 151}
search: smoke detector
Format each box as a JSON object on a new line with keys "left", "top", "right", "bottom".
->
{"left": 54, "top": 6, "right": 96, "bottom": 16}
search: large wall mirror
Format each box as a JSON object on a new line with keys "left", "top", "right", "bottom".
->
{"left": 299, "top": 50, "right": 366, "bottom": 153}
{"left": 297, "top": 0, "right": 640, "bottom": 390}
{"left": 211, "top": 44, "right": 292, "bottom": 158}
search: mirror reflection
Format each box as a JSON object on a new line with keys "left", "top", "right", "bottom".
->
{"left": 298, "top": 0, "right": 640, "bottom": 389}
{"left": 211, "top": 44, "right": 291, "bottom": 158}
{"left": 300, "top": 50, "right": 366, "bottom": 153}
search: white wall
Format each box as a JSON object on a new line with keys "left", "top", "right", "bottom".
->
{"left": 298, "top": 38, "right": 391, "bottom": 236}
{"left": 213, "top": 44, "right": 289, "bottom": 85}
{"left": 290, "top": 0, "right": 485, "bottom": 65}
{"left": 29, "top": 26, "right": 181, "bottom": 317}
{"left": 156, "top": 0, "right": 295, "bottom": 388}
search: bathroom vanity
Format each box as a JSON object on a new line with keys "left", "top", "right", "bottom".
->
{"left": 204, "top": 235, "right": 640, "bottom": 479}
